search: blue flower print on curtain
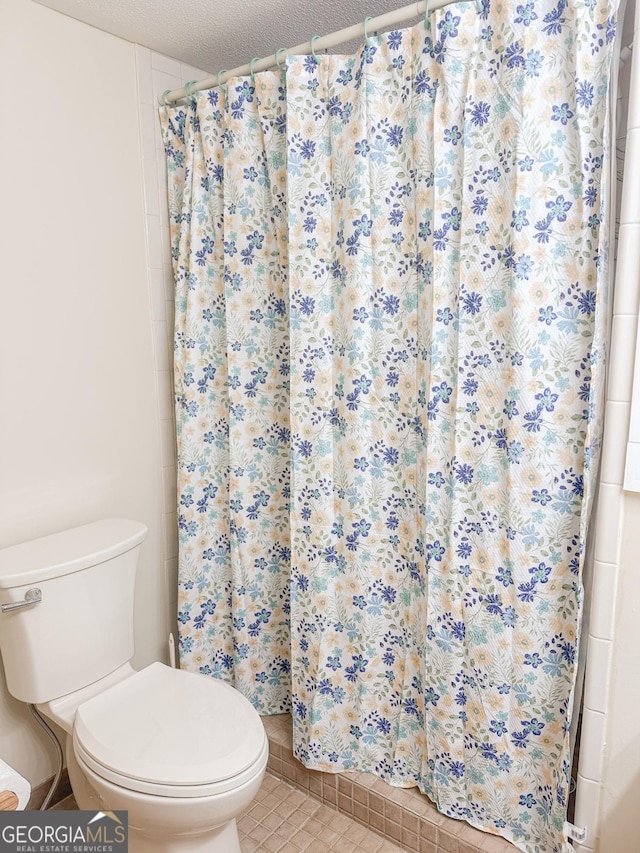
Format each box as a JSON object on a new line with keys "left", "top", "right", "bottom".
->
{"left": 160, "top": 72, "right": 292, "bottom": 714}
{"left": 285, "top": 1, "right": 616, "bottom": 851}
{"left": 160, "top": 0, "right": 618, "bottom": 849}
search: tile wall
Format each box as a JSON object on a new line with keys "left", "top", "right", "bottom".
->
{"left": 573, "top": 3, "right": 640, "bottom": 848}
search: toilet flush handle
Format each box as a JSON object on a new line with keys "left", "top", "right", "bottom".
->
{"left": 1, "top": 588, "right": 42, "bottom": 613}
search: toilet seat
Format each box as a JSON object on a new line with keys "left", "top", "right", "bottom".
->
{"left": 73, "top": 662, "right": 268, "bottom": 798}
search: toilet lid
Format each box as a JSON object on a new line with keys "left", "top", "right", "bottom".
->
{"left": 74, "top": 662, "right": 266, "bottom": 788}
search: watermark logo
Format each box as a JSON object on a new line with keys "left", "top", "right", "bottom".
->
{"left": 0, "top": 810, "right": 128, "bottom": 852}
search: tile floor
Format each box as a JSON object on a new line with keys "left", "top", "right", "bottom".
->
{"left": 262, "top": 714, "right": 518, "bottom": 853}
{"left": 52, "top": 772, "right": 404, "bottom": 852}
{"left": 239, "top": 773, "right": 404, "bottom": 852}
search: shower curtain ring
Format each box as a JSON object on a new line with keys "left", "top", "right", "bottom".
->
{"left": 250, "top": 57, "right": 261, "bottom": 82}
{"left": 275, "top": 47, "right": 288, "bottom": 70}
{"left": 184, "top": 80, "right": 198, "bottom": 103}
{"left": 363, "top": 16, "right": 373, "bottom": 47}
{"left": 162, "top": 89, "right": 172, "bottom": 108}
{"left": 424, "top": 0, "right": 431, "bottom": 28}
{"left": 216, "top": 69, "right": 228, "bottom": 90}
{"left": 310, "top": 35, "right": 321, "bottom": 64}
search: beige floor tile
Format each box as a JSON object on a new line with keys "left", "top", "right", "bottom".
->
{"left": 49, "top": 745, "right": 519, "bottom": 853}
{"left": 295, "top": 829, "right": 318, "bottom": 849}
{"left": 249, "top": 801, "right": 271, "bottom": 821}
{"left": 263, "top": 833, "right": 289, "bottom": 852}
{"left": 238, "top": 815, "right": 258, "bottom": 834}
{"left": 262, "top": 792, "right": 285, "bottom": 811}
{"left": 269, "top": 819, "right": 294, "bottom": 839}
{"left": 299, "top": 798, "right": 320, "bottom": 816}
{"left": 317, "top": 828, "right": 341, "bottom": 845}
{"left": 343, "top": 822, "right": 369, "bottom": 843}
{"left": 300, "top": 816, "right": 324, "bottom": 837}
{"left": 334, "top": 841, "right": 359, "bottom": 853}
{"left": 263, "top": 811, "right": 286, "bottom": 831}
{"left": 274, "top": 799, "right": 299, "bottom": 819}
{"left": 248, "top": 822, "right": 271, "bottom": 843}
{"left": 355, "top": 838, "right": 383, "bottom": 852}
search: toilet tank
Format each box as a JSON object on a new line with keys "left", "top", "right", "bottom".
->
{"left": 0, "top": 519, "right": 147, "bottom": 704}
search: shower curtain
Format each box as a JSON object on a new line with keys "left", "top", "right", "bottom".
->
{"left": 161, "top": 1, "right": 618, "bottom": 849}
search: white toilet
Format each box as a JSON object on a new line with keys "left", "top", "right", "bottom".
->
{"left": 0, "top": 519, "right": 268, "bottom": 852}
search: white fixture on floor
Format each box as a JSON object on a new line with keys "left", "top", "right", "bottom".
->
{"left": 0, "top": 519, "right": 268, "bottom": 853}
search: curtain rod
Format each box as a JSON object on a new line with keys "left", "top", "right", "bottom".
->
{"left": 158, "top": 0, "right": 468, "bottom": 106}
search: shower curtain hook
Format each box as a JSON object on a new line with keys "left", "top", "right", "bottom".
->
{"left": 184, "top": 80, "right": 198, "bottom": 104}
{"left": 363, "top": 16, "right": 373, "bottom": 47}
{"left": 216, "top": 69, "right": 228, "bottom": 90}
{"left": 275, "top": 48, "right": 288, "bottom": 70}
{"left": 250, "top": 57, "right": 261, "bottom": 82}
{"left": 310, "top": 35, "right": 321, "bottom": 64}
{"left": 424, "top": 0, "right": 431, "bottom": 28}
{"left": 162, "top": 89, "right": 172, "bottom": 109}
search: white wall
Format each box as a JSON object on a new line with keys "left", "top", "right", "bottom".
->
{"left": 0, "top": 0, "right": 168, "bottom": 787}
{"left": 133, "top": 46, "right": 209, "bottom": 647}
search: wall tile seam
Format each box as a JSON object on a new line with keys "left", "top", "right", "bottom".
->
{"left": 576, "top": 765, "right": 606, "bottom": 786}
{"left": 598, "top": 475, "right": 625, "bottom": 487}
{"left": 582, "top": 686, "right": 610, "bottom": 715}
{"left": 593, "top": 482, "right": 624, "bottom": 558}
{"left": 577, "top": 709, "right": 607, "bottom": 781}
{"left": 599, "top": 401, "right": 630, "bottom": 480}
{"left": 575, "top": 545, "right": 619, "bottom": 848}
{"left": 588, "top": 626, "right": 615, "bottom": 643}
{"left": 602, "top": 395, "right": 633, "bottom": 406}
{"left": 574, "top": 774, "right": 603, "bottom": 850}
{"left": 588, "top": 560, "right": 619, "bottom": 644}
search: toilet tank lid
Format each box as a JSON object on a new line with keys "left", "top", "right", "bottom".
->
{"left": 0, "top": 519, "right": 147, "bottom": 589}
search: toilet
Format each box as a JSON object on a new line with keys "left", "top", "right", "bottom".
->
{"left": 0, "top": 519, "right": 268, "bottom": 853}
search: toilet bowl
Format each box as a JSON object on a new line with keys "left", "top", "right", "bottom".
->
{"left": 69, "top": 747, "right": 266, "bottom": 853}
{"left": 0, "top": 520, "right": 268, "bottom": 853}
{"left": 42, "top": 661, "right": 269, "bottom": 853}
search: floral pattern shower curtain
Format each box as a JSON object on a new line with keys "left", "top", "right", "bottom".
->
{"left": 161, "top": 0, "right": 617, "bottom": 849}
{"left": 162, "top": 72, "right": 292, "bottom": 712}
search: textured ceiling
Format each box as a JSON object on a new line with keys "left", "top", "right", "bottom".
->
{"left": 34, "top": 0, "right": 416, "bottom": 76}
